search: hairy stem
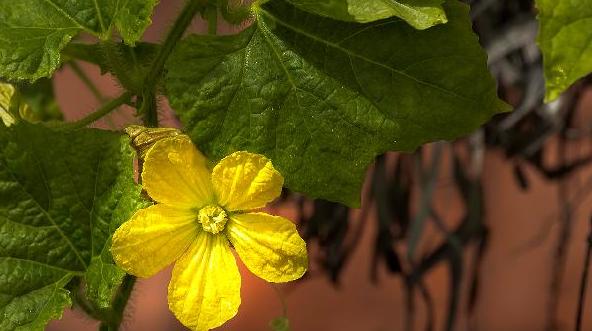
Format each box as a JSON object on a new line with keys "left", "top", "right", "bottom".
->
{"left": 57, "top": 91, "right": 132, "bottom": 130}
{"left": 98, "top": 275, "right": 137, "bottom": 331}
{"left": 139, "top": 0, "right": 205, "bottom": 126}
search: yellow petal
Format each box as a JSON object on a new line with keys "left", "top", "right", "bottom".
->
{"left": 227, "top": 212, "right": 307, "bottom": 283}
{"left": 168, "top": 233, "right": 241, "bottom": 331}
{"left": 111, "top": 204, "right": 198, "bottom": 278}
{"left": 212, "top": 151, "right": 283, "bottom": 211}
{"left": 142, "top": 136, "right": 214, "bottom": 209}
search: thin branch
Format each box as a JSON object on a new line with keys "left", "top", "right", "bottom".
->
{"left": 99, "top": 275, "right": 137, "bottom": 331}
{"left": 69, "top": 61, "right": 106, "bottom": 103}
{"left": 271, "top": 284, "right": 288, "bottom": 317}
{"left": 56, "top": 91, "right": 132, "bottom": 130}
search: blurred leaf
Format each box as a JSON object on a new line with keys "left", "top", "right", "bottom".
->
{"left": 303, "top": 200, "right": 350, "bottom": 282}
{"left": 165, "top": 0, "right": 508, "bottom": 206}
{"left": 0, "top": 122, "right": 149, "bottom": 329}
{"left": 536, "top": 0, "right": 592, "bottom": 101}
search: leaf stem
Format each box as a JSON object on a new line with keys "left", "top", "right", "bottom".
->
{"left": 99, "top": 274, "right": 137, "bottom": 331}
{"left": 57, "top": 91, "right": 132, "bottom": 130}
{"left": 139, "top": 0, "right": 205, "bottom": 126}
{"left": 206, "top": 5, "right": 218, "bottom": 35}
{"left": 271, "top": 284, "right": 288, "bottom": 316}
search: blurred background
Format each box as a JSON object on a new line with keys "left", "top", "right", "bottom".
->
{"left": 46, "top": 0, "right": 592, "bottom": 330}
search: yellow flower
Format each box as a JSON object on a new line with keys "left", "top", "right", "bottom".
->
{"left": 111, "top": 135, "right": 308, "bottom": 331}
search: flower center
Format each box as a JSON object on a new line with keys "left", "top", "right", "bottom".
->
{"left": 197, "top": 205, "right": 228, "bottom": 234}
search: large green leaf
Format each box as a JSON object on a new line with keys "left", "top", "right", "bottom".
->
{"left": 286, "top": 0, "right": 447, "bottom": 29}
{"left": 0, "top": 0, "right": 158, "bottom": 80}
{"left": 0, "top": 122, "right": 148, "bottom": 329}
{"left": 165, "top": 0, "right": 508, "bottom": 207}
{"left": 537, "top": 0, "right": 592, "bottom": 102}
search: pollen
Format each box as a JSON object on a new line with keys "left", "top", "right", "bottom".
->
{"left": 197, "top": 205, "right": 228, "bottom": 234}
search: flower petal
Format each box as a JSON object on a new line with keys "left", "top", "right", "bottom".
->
{"left": 142, "top": 136, "right": 214, "bottom": 209}
{"left": 212, "top": 151, "right": 283, "bottom": 211}
{"left": 227, "top": 212, "right": 307, "bottom": 283}
{"left": 111, "top": 204, "right": 198, "bottom": 278}
{"left": 168, "top": 233, "right": 241, "bottom": 331}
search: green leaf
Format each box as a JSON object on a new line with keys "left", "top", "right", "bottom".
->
{"left": 0, "top": 274, "right": 72, "bottom": 331}
{"left": 0, "top": 122, "right": 148, "bottom": 329}
{"left": 85, "top": 257, "right": 125, "bottom": 310}
{"left": 165, "top": 0, "right": 508, "bottom": 207}
{"left": 536, "top": 0, "right": 592, "bottom": 102}
{"left": 0, "top": 0, "right": 158, "bottom": 80}
{"left": 285, "top": 0, "right": 447, "bottom": 29}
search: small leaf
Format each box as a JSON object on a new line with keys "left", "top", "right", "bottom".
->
{"left": 286, "top": 0, "right": 447, "bottom": 29}
{"left": 0, "top": 122, "right": 149, "bottom": 329}
{"left": 0, "top": 0, "right": 158, "bottom": 80}
{"left": 536, "top": 0, "right": 592, "bottom": 101}
{"left": 165, "top": 0, "right": 509, "bottom": 207}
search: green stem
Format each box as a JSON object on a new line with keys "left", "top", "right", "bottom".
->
{"left": 271, "top": 284, "right": 288, "bottom": 316}
{"left": 69, "top": 61, "right": 106, "bottom": 102}
{"left": 139, "top": 0, "right": 205, "bottom": 126}
{"left": 99, "top": 275, "right": 137, "bottom": 331}
{"left": 69, "top": 61, "right": 120, "bottom": 129}
{"left": 57, "top": 91, "right": 132, "bottom": 130}
{"left": 206, "top": 5, "right": 218, "bottom": 35}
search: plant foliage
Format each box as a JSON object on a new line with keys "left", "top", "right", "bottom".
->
{"left": 0, "top": 0, "right": 590, "bottom": 329}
